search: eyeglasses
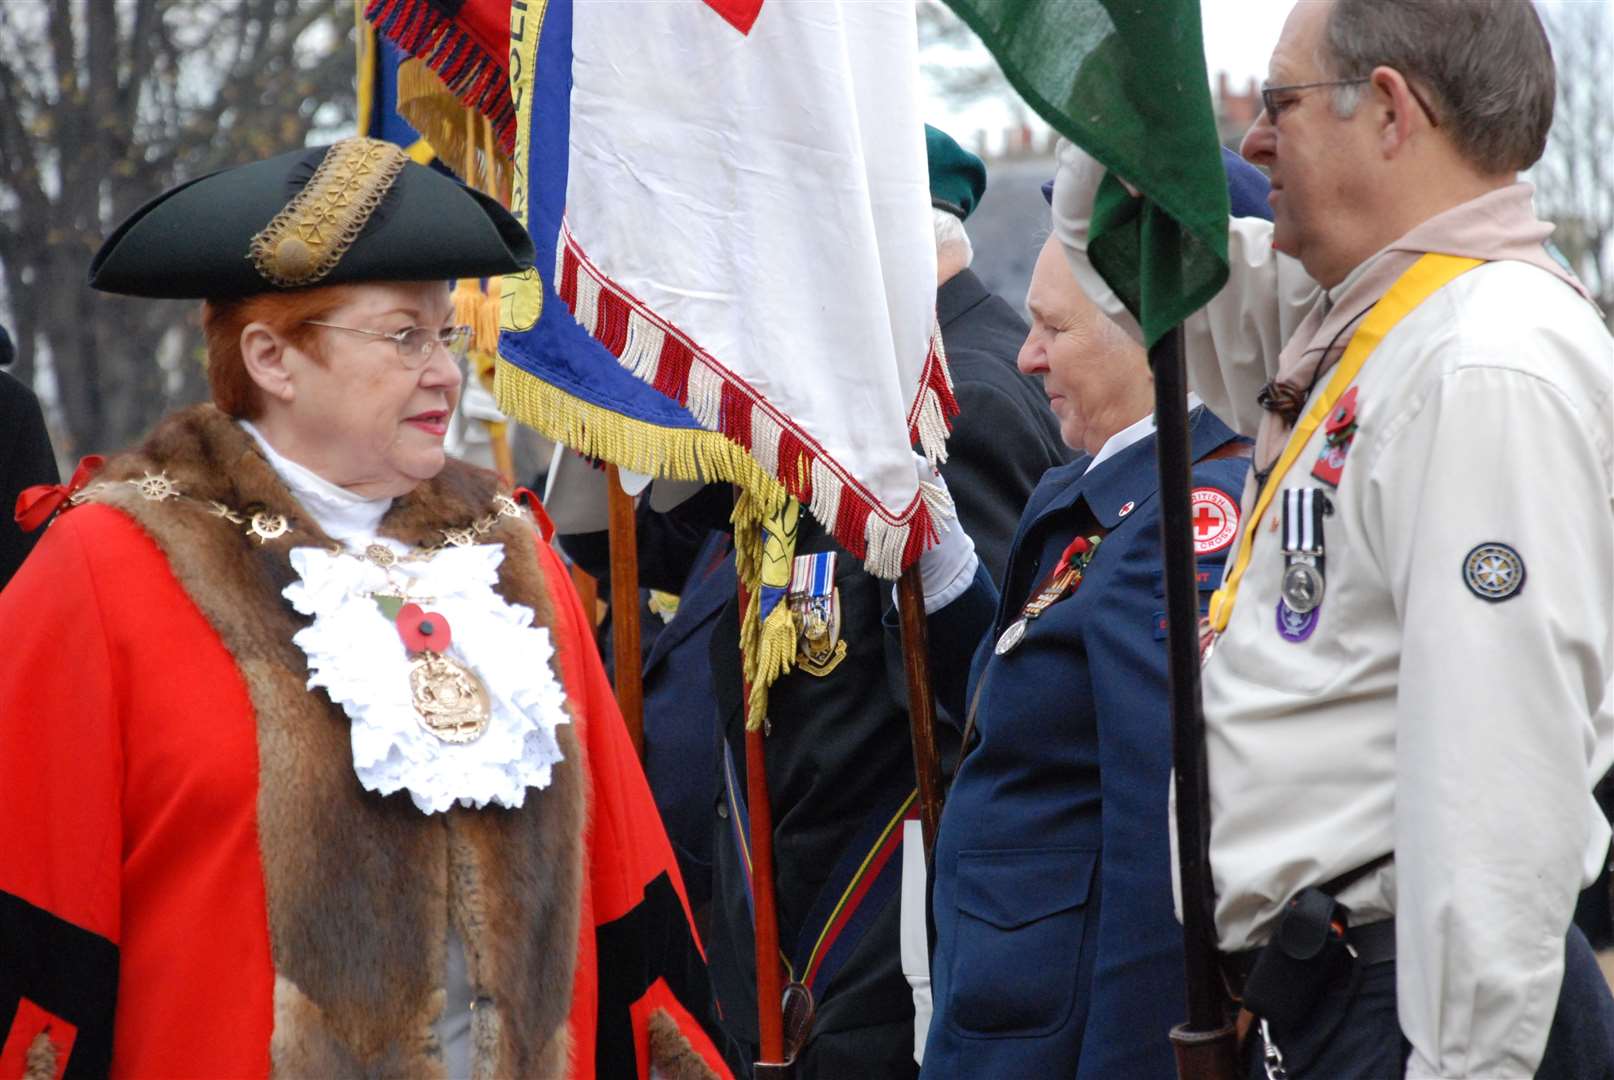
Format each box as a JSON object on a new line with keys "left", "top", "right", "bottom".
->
{"left": 1261, "top": 76, "right": 1440, "bottom": 129}
{"left": 303, "top": 320, "right": 473, "bottom": 368}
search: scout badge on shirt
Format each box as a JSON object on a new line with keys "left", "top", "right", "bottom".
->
{"left": 789, "top": 551, "right": 846, "bottom": 676}
{"left": 1276, "top": 487, "right": 1331, "bottom": 642}
{"left": 1311, "top": 385, "right": 1360, "bottom": 487}
{"left": 995, "top": 533, "right": 1103, "bottom": 655}
{"left": 1462, "top": 541, "right": 1526, "bottom": 602}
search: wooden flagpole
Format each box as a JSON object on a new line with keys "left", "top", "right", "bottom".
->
{"left": 896, "top": 563, "right": 944, "bottom": 857}
{"left": 605, "top": 464, "right": 645, "bottom": 761}
{"left": 735, "top": 567, "right": 788, "bottom": 1073}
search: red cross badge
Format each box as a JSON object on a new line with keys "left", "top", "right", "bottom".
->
{"left": 1190, "top": 488, "right": 1239, "bottom": 555}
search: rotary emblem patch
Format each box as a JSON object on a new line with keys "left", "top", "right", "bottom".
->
{"left": 1190, "top": 488, "right": 1239, "bottom": 555}
{"left": 1463, "top": 542, "right": 1526, "bottom": 602}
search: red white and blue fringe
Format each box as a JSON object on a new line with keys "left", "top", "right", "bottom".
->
{"left": 556, "top": 221, "right": 959, "bottom": 580}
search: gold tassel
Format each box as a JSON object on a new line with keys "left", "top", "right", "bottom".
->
{"left": 732, "top": 492, "right": 799, "bottom": 730}
{"left": 494, "top": 358, "right": 797, "bottom": 730}
{"left": 474, "top": 117, "right": 506, "bottom": 353}
{"left": 477, "top": 275, "right": 503, "bottom": 354}
{"left": 453, "top": 278, "right": 487, "bottom": 343}
{"left": 395, "top": 58, "right": 513, "bottom": 195}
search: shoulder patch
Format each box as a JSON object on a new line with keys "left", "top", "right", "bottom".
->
{"left": 1190, "top": 487, "right": 1239, "bottom": 555}
{"left": 1463, "top": 542, "right": 1525, "bottom": 602}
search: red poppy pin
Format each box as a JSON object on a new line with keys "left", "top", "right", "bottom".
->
{"left": 396, "top": 602, "right": 453, "bottom": 654}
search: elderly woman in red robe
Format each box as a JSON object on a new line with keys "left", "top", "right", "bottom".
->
{"left": 0, "top": 137, "right": 728, "bottom": 1080}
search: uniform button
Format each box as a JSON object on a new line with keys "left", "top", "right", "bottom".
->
{"left": 717, "top": 799, "right": 729, "bottom": 819}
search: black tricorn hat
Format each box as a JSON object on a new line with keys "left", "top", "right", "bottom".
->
{"left": 89, "top": 137, "right": 534, "bottom": 299}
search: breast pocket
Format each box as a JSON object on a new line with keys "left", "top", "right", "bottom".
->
{"left": 947, "top": 847, "right": 1097, "bottom": 1039}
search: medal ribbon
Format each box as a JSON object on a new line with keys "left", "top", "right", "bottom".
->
{"left": 1207, "top": 253, "right": 1483, "bottom": 633}
{"left": 1281, "top": 487, "right": 1327, "bottom": 555}
{"left": 1032, "top": 534, "right": 1097, "bottom": 606}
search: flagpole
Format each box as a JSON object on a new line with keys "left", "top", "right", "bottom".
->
{"left": 735, "top": 568, "right": 788, "bottom": 1072}
{"left": 604, "top": 465, "right": 646, "bottom": 761}
{"left": 896, "top": 564, "right": 943, "bottom": 858}
{"left": 1151, "top": 327, "right": 1240, "bottom": 1078}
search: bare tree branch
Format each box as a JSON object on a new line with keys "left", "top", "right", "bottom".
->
{"left": 0, "top": 0, "right": 356, "bottom": 453}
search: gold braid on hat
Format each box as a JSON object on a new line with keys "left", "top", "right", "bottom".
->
{"left": 248, "top": 137, "right": 409, "bottom": 288}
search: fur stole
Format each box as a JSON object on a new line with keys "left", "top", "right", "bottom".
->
{"left": 86, "top": 405, "right": 584, "bottom": 1078}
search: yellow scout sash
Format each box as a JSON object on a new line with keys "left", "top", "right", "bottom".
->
{"left": 1207, "top": 253, "right": 1484, "bottom": 633}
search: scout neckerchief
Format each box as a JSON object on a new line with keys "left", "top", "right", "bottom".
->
{"left": 994, "top": 531, "right": 1105, "bottom": 655}
{"left": 1206, "top": 253, "right": 1483, "bottom": 636}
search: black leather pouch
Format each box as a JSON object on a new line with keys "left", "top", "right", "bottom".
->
{"left": 1240, "top": 886, "right": 1356, "bottom": 1033}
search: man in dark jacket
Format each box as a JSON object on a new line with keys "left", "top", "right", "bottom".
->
{"left": 561, "top": 127, "right": 1069, "bottom": 1077}
{"left": 0, "top": 326, "right": 59, "bottom": 589}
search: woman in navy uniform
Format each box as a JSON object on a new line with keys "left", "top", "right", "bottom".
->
{"left": 916, "top": 162, "right": 1269, "bottom": 1074}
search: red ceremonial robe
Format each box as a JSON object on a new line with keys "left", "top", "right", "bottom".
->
{"left": 0, "top": 406, "right": 729, "bottom": 1080}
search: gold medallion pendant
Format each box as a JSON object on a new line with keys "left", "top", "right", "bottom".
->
{"left": 409, "top": 652, "right": 492, "bottom": 743}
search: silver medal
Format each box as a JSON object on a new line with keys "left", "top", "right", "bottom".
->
{"left": 994, "top": 618, "right": 1027, "bottom": 655}
{"left": 1280, "top": 560, "right": 1325, "bottom": 615}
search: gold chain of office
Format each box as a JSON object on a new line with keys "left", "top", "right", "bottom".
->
{"left": 69, "top": 470, "right": 527, "bottom": 568}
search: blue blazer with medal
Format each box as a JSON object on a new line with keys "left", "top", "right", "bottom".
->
{"left": 920, "top": 405, "right": 1248, "bottom": 1079}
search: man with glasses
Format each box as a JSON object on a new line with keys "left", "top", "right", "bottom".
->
{"left": 1054, "top": 0, "right": 1613, "bottom": 1075}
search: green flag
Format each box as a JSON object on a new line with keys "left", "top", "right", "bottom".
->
{"left": 943, "top": 0, "right": 1229, "bottom": 346}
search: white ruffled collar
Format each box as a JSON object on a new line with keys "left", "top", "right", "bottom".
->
{"left": 283, "top": 544, "right": 569, "bottom": 814}
{"left": 243, "top": 421, "right": 570, "bottom": 815}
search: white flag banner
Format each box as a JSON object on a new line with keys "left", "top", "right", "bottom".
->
{"left": 558, "top": 0, "right": 955, "bottom": 578}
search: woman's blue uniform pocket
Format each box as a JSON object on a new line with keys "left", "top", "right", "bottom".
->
{"left": 946, "top": 847, "right": 1098, "bottom": 1038}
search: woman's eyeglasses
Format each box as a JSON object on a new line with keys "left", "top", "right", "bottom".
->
{"left": 304, "top": 321, "right": 473, "bottom": 368}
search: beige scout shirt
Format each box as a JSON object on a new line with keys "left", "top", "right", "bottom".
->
{"left": 1053, "top": 140, "right": 1614, "bottom": 1079}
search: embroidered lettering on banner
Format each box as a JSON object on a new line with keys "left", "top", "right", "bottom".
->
{"left": 249, "top": 137, "right": 408, "bottom": 287}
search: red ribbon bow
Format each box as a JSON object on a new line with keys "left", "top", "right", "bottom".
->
{"left": 14, "top": 455, "right": 105, "bottom": 533}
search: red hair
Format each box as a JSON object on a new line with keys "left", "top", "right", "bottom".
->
{"left": 201, "top": 285, "right": 363, "bottom": 418}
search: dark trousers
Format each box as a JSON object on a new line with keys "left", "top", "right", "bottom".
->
{"left": 1243, "top": 926, "right": 1614, "bottom": 1079}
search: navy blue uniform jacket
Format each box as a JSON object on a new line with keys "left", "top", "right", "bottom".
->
{"left": 562, "top": 268, "right": 1067, "bottom": 1077}
{"left": 920, "top": 406, "right": 1246, "bottom": 1078}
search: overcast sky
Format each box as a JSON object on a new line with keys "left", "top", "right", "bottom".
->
{"left": 922, "top": 0, "right": 1295, "bottom": 153}
{"left": 922, "top": 0, "right": 1608, "bottom": 156}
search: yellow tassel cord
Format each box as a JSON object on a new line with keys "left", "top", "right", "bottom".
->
{"left": 475, "top": 121, "right": 505, "bottom": 349}
{"left": 446, "top": 115, "right": 505, "bottom": 358}
{"left": 395, "top": 58, "right": 512, "bottom": 196}
{"left": 496, "top": 358, "right": 794, "bottom": 730}
{"left": 735, "top": 494, "right": 799, "bottom": 730}
{"left": 477, "top": 275, "right": 503, "bottom": 353}
{"left": 452, "top": 277, "right": 488, "bottom": 339}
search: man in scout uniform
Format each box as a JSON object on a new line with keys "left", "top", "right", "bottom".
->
{"left": 1053, "top": 1, "right": 1614, "bottom": 1074}
{"left": 559, "top": 126, "right": 1068, "bottom": 1077}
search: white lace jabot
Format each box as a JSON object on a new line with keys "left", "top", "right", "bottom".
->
{"left": 240, "top": 421, "right": 570, "bottom": 814}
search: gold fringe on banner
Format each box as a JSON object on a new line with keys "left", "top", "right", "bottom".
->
{"left": 396, "top": 57, "right": 513, "bottom": 196}
{"left": 495, "top": 358, "right": 797, "bottom": 729}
